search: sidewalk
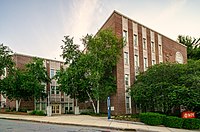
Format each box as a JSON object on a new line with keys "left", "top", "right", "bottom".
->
{"left": 0, "top": 114, "right": 199, "bottom": 132}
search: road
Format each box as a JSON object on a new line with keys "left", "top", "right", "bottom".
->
{"left": 0, "top": 119, "right": 128, "bottom": 132}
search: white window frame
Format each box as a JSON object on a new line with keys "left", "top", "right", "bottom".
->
{"left": 143, "top": 38, "right": 146, "bottom": 50}
{"left": 125, "top": 74, "right": 129, "bottom": 86}
{"left": 144, "top": 57, "right": 148, "bottom": 69}
{"left": 159, "top": 44, "right": 162, "bottom": 55}
{"left": 133, "top": 34, "right": 138, "bottom": 46}
{"left": 151, "top": 41, "right": 155, "bottom": 53}
{"left": 123, "top": 30, "right": 128, "bottom": 46}
{"left": 50, "top": 69, "right": 55, "bottom": 78}
{"left": 124, "top": 52, "right": 129, "bottom": 65}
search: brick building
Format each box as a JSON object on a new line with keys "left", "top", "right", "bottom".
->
{"left": 1, "top": 53, "right": 74, "bottom": 114}
{"left": 99, "top": 11, "right": 187, "bottom": 115}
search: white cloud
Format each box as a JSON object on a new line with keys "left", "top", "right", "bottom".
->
{"left": 67, "top": 0, "right": 101, "bottom": 50}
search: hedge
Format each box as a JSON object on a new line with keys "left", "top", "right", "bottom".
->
{"left": 182, "top": 118, "right": 200, "bottom": 130}
{"left": 139, "top": 112, "right": 166, "bottom": 126}
{"left": 163, "top": 116, "right": 183, "bottom": 128}
{"left": 29, "top": 110, "right": 46, "bottom": 116}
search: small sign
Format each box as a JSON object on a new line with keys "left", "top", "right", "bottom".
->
{"left": 182, "top": 111, "right": 195, "bottom": 118}
{"left": 111, "top": 106, "right": 114, "bottom": 111}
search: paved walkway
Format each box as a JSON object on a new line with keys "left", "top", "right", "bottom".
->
{"left": 0, "top": 114, "right": 199, "bottom": 132}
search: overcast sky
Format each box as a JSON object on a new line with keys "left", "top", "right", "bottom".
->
{"left": 0, "top": 0, "right": 199, "bottom": 61}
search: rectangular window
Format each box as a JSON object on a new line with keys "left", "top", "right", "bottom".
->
{"left": 159, "top": 45, "right": 162, "bottom": 55}
{"left": 125, "top": 74, "right": 129, "bottom": 86}
{"left": 126, "top": 97, "right": 130, "bottom": 109}
{"left": 56, "top": 86, "right": 60, "bottom": 95}
{"left": 143, "top": 38, "right": 146, "bottom": 50}
{"left": 133, "top": 34, "right": 138, "bottom": 46}
{"left": 144, "top": 58, "right": 147, "bottom": 69}
{"left": 152, "top": 60, "right": 155, "bottom": 65}
{"left": 151, "top": 41, "right": 155, "bottom": 53}
{"left": 51, "top": 86, "right": 55, "bottom": 95}
{"left": 50, "top": 69, "right": 55, "bottom": 78}
{"left": 123, "top": 30, "right": 128, "bottom": 46}
{"left": 134, "top": 55, "right": 139, "bottom": 67}
{"left": 124, "top": 52, "right": 129, "bottom": 65}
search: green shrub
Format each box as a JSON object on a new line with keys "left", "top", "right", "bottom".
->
{"left": 29, "top": 110, "right": 36, "bottom": 115}
{"left": 5, "top": 109, "right": 11, "bottom": 112}
{"left": 35, "top": 110, "right": 46, "bottom": 116}
{"left": 19, "top": 108, "right": 27, "bottom": 112}
{"left": 131, "top": 114, "right": 139, "bottom": 118}
{"left": 139, "top": 112, "right": 166, "bottom": 126}
{"left": 163, "top": 116, "right": 183, "bottom": 128}
{"left": 183, "top": 118, "right": 200, "bottom": 129}
{"left": 29, "top": 110, "right": 46, "bottom": 116}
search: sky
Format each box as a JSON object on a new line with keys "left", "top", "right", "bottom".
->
{"left": 0, "top": 0, "right": 200, "bottom": 61}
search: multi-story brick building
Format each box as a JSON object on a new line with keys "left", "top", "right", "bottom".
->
{"left": 1, "top": 53, "right": 74, "bottom": 115}
{"left": 99, "top": 11, "right": 187, "bottom": 115}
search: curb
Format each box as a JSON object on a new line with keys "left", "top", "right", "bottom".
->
{"left": 0, "top": 117, "right": 137, "bottom": 131}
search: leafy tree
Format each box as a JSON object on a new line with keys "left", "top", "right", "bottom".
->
{"left": 0, "top": 44, "right": 14, "bottom": 77}
{"left": 61, "top": 36, "right": 81, "bottom": 64}
{"left": 177, "top": 35, "right": 200, "bottom": 60}
{"left": 0, "top": 58, "right": 50, "bottom": 111}
{"left": 82, "top": 29, "right": 123, "bottom": 113}
{"left": 57, "top": 29, "right": 123, "bottom": 113}
{"left": 131, "top": 62, "right": 200, "bottom": 114}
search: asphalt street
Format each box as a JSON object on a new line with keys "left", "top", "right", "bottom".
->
{"left": 0, "top": 119, "right": 127, "bottom": 132}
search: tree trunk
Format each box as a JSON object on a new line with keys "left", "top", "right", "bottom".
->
{"left": 86, "top": 91, "right": 96, "bottom": 113}
{"left": 97, "top": 99, "right": 99, "bottom": 114}
{"left": 16, "top": 99, "right": 21, "bottom": 112}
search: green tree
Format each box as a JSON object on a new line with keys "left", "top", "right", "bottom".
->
{"left": 177, "top": 35, "right": 200, "bottom": 60}
{"left": 82, "top": 29, "right": 123, "bottom": 113}
{"left": 131, "top": 62, "right": 200, "bottom": 114}
{"left": 0, "top": 58, "right": 50, "bottom": 111}
{"left": 57, "top": 29, "right": 123, "bottom": 113}
{"left": 0, "top": 44, "right": 14, "bottom": 77}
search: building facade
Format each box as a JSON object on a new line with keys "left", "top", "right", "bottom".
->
{"left": 99, "top": 11, "right": 187, "bottom": 115}
{"left": 1, "top": 53, "right": 74, "bottom": 115}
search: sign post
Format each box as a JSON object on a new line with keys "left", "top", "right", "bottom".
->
{"left": 107, "top": 96, "right": 111, "bottom": 120}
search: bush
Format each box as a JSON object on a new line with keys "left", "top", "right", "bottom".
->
{"left": 139, "top": 112, "right": 166, "bottom": 126}
{"left": 29, "top": 110, "right": 46, "bottom": 116}
{"left": 183, "top": 118, "right": 200, "bottom": 129}
{"left": 19, "top": 108, "right": 27, "bottom": 112}
{"left": 131, "top": 114, "right": 139, "bottom": 118}
{"left": 35, "top": 110, "right": 46, "bottom": 116}
{"left": 163, "top": 116, "right": 183, "bottom": 128}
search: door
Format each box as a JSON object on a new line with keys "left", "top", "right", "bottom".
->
{"left": 52, "top": 104, "right": 60, "bottom": 114}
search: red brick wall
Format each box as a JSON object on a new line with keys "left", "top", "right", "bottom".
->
{"left": 162, "top": 36, "right": 187, "bottom": 63}
{"left": 138, "top": 25, "right": 144, "bottom": 72}
{"left": 147, "top": 29, "right": 152, "bottom": 67}
{"left": 99, "top": 11, "right": 187, "bottom": 115}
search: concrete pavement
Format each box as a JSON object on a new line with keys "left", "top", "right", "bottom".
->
{"left": 0, "top": 114, "right": 199, "bottom": 132}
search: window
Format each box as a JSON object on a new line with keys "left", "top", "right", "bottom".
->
{"left": 133, "top": 34, "right": 138, "bottom": 46}
{"left": 50, "top": 69, "right": 55, "bottom": 78}
{"left": 51, "top": 86, "right": 55, "bottom": 95}
{"left": 143, "top": 38, "right": 146, "bottom": 50}
{"left": 134, "top": 55, "right": 139, "bottom": 67}
{"left": 126, "top": 97, "right": 130, "bottom": 109}
{"left": 144, "top": 58, "right": 147, "bottom": 69}
{"left": 159, "top": 45, "right": 162, "bottom": 55}
{"left": 152, "top": 60, "right": 155, "bottom": 65}
{"left": 151, "top": 41, "right": 155, "bottom": 53}
{"left": 123, "top": 30, "right": 128, "bottom": 46}
{"left": 124, "top": 52, "right": 129, "bottom": 65}
{"left": 125, "top": 74, "right": 129, "bottom": 86}
{"left": 56, "top": 86, "right": 60, "bottom": 95}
